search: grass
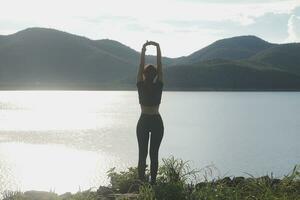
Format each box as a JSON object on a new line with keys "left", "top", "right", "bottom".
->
{"left": 1, "top": 157, "right": 300, "bottom": 200}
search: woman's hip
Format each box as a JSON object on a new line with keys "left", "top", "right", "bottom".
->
{"left": 137, "top": 113, "right": 164, "bottom": 129}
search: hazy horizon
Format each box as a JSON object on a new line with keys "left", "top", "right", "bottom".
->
{"left": 0, "top": 0, "right": 299, "bottom": 57}
{"left": 0, "top": 26, "right": 286, "bottom": 58}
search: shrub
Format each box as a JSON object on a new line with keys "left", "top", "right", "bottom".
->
{"left": 107, "top": 167, "right": 146, "bottom": 194}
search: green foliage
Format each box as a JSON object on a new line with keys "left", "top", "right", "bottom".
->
{"left": 106, "top": 159, "right": 300, "bottom": 200}
{"left": 107, "top": 167, "right": 144, "bottom": 194}
{"left": 59, "top": 190, "right": 97, "bottom": 200}
{"left": 1, "top": 191, "right": 25, "bottom": 200}
{"left": 157, "top": 156, "right": 199, "bottom": 184}
{"left": 153, "top": 182, "right": 187, "bottom": 200}
{"left": 138, "top": 184, "right": 155, "bottom": 200}
{"left": 190, "top": 165, "right": 300, "bottom": 200}
{"left": 1, "top": 159, "right": 300, "bottom": 200}
{"left": 1, "top": 190, "right": 59, "bottom": 200}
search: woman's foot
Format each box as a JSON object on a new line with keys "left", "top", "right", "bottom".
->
{"left": 150, "top": 179, "right": 157, "bottom": 186}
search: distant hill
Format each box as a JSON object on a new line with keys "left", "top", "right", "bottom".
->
{"left": 163, "top": 36, "right": 300, "bottom": 90}
{"left": 0, "top": 27, "right": 299, "bottom": 90}
{"left": 165, "top": 59, "right": 300, "bottom": 90}
{"left": 250, "top": 43, "right": 300, "bottom": 75}
{"left": 0, "top": 28, "right": 136, "bottom": 88}
{"left": 176, "top": 36, "right": 275, "bottom": 65}
{"left": 93, "top": 39, "right": 175, "bottom": 66}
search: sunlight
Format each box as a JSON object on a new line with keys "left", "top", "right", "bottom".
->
{"left": 0, "top": 91, "right": 138, "bottom": 195}
{"left": 0, "top": 142, "right": 119, "bottom": 194}
{"left": 0, "top": 91, "right": 131, "bottom": 131}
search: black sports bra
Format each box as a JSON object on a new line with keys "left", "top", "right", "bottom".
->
{"left": 137, "top": 80, "right": 163, "bottom": 106}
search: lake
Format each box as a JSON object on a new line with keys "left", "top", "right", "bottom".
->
{"left": 0, "top": 91, "right": 299, "bottom": 194}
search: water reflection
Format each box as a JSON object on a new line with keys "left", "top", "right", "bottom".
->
{"left": 0, "top": 91, "right": 299, "bottom": 195}
{"left": 0, "top": 91, "right": 138, "bottom": 194}
{"left": 0, "top": 142, "right": 118, "bottom": 194}
{"left": 0, "top": 91, "right": 133, "bottom": 131}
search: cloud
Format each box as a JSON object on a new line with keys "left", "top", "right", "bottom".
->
{"left": 287, "top": 14, "right": 300, "bottom": 42}
{"left": 1, "top": 0, "right": 300, "bottom": 57}
{"left": 175, "top": 0, "right": 296, "bottom": 3}
{"left": 161, "top": 12, "right": 291, "bottom": 42}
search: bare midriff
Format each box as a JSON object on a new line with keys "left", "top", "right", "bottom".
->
{"left": 140, "top": 105, "right": 160, "bottom": 115}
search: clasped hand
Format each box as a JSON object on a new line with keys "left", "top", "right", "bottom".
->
{"left": 142, "top": 41, "right": 159, "bottom": 50}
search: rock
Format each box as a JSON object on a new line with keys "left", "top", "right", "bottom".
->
{"left": 220, "top": 177, "right": 232, "bottom": 185}
{"left": 97, "top": 186, "right": 114, "bottom": 195}
{"left": 257, "top": 176, "right": 272, "bottom": 184}
{"left": 232, "top": 176, "right": 245, "bottom": 186}
{"left": 195, "top": 182, "right": 207, "bottom": 190}
{"left": 271, "top": 178, "right": 281, "bottom": 186}
{"left": 107, "top": 193, "right": 139, "bottom": 200}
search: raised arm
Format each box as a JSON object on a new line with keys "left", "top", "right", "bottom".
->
{"left": 148, "top": 41, "right": 163, "bottom": 82}
{"left": 156, "top": 43, "right": 163, "bottom": 82}
{"left": 137, "top": 41, "right": 163, "bottom": 82}
{"left": 137, "top": 43, "right": 147, "bottom": 82}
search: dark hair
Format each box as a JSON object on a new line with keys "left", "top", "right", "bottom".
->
{"left": 143, "top": 64, "right": 157, "bottom": 82}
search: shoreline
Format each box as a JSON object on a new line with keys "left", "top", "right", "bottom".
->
{"left": 1, "top": 88, "right": 300, "bottom": 92}
{"left": 1, "top": 158, "right": 299, "bottom": 200}
{"left": 2, "top": 174, "right": 299, "bottom": 200}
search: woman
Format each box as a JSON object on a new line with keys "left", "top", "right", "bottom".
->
{"left": 136, "top": 41, "right": 164, "bottom": 185}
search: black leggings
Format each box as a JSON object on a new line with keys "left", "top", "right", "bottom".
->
{"left": 136, "top": 113, "right": 164, "bottom": 184}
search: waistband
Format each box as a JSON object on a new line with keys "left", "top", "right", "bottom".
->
{"left": 140, "top": 113, "right": 161, "bottom": 117}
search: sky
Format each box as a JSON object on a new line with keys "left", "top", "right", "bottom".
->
{"left": 0, "top": 0, "right": 300, "bottom": 57}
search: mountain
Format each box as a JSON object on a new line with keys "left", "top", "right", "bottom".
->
{"left": 93, "top": 39, "right": 175, "bottom": 66}
{"left": 0, "top": 27, "right": 299, "bottom": 90}
{"left": 176, "top": 36, "right": 275, "bottom": 65}
{"left": 165, "top": 36, "right": 300, "bottom": 90}
{"left": 250, "top": 43, "right": 300, "bottom": 75}
{"left": 165, "top": 59, "right": 300, "bottom": 90}
{"left": 0, "top": 28, "right": 137, "bottom": 89}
